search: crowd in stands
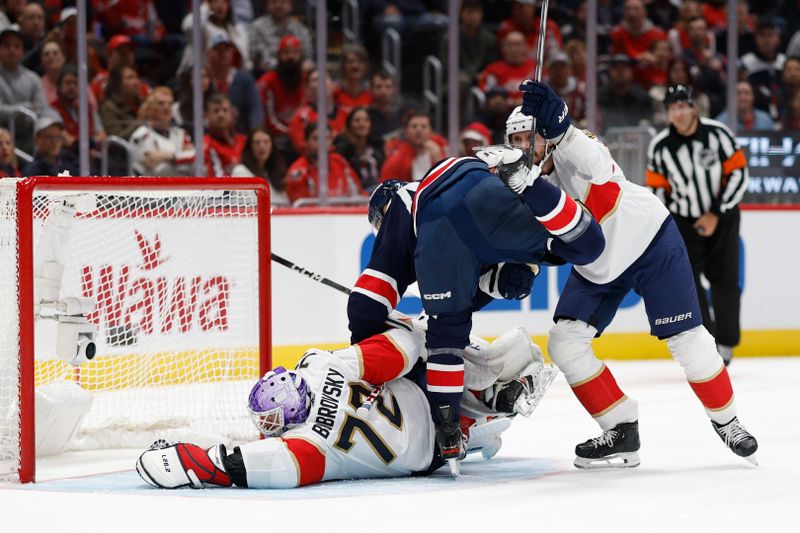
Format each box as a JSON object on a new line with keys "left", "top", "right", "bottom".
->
{"left": 1, "top": 0, "right": 799, "bottom": 206}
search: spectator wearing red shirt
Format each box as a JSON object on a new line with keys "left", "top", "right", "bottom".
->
{"left": 380, "top": 110, "right": 448, "bottom": 182}
{"left": 496, "top": 0, "right": 562, "bottom": 63}
{"left": 90, "top": 35, "right": 150, "bottom": 103}
{"left": 610, "top": 0, "right": 667, "bottom": 62}
{"left": 287, "top": 70, "right": 347, "bottom": 154}
{"left": 257, "top": 35, "right": 306, "bottom": 138}
{"left": 50, "top": 64, "right": 106, "bottom": 157}
{"left": 285, "top": 121, "right": 365, "bottom": 205}
{"left": 635, "top": 38, "right": 672, "bottom": 90}
{"left": 701, "top": 0, "right": 727, "bottom": 33}
{"left": 204, "top": 93, "right": 246, "bottom": 176}
{"left": 333, "top": 43, "right": 372, "bottom": 116}
{"left": 479, "top": 31, "right": 536, "bottom": 106}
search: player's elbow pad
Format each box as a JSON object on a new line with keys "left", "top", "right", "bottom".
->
{"left": 549, "top": 209, "right": 605, "bottom": 265}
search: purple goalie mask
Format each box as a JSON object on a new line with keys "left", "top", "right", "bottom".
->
{"left": 247, "top": 366, "right": 311, "bottom": 436}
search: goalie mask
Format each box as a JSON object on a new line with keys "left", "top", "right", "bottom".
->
{"left": 247, "top": 366, "right": 311, "bottom": 437}
{"left": 368, "top": 179, "right": 405, "bottom": 233}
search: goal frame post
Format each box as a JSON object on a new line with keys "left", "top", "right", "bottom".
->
{"left": 12, "top": 176, "right": 272, "bottom": 483}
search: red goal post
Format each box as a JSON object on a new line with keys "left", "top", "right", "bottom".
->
{"left": 1, "top": 176, "right": 272, "bottom": 483}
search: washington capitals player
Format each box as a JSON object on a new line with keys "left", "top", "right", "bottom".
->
{"left": 347, "top": 147, "right": 605, "bottom": 469}
{"left": 135, "top": 325, "right": 554, "bottom": 488}
{"left": 502, "top": 80, "right": 758, "bottom": 468}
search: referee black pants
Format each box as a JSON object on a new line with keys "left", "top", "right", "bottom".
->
{"left": 673, "top": 208, "right": 741, "bottom": 348}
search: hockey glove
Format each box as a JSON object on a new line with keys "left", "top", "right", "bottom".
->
{"left": 495, "top": 148, "right": 541, "bottom": 195}
{"left": 136, "top": 440, "right": 233, "bottom": 489}
{"left": 519, "top": 80, "right": 571, "bottom": 139}
{"left": 479, "top": 262, "right": 539, "bottom": 300}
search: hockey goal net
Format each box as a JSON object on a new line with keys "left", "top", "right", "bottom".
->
{"left": 0, "top": 177, "right": 271, "bottom": 483}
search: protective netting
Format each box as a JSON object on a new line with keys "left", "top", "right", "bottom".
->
{"left": 1, "top": 180, "right": 266, "bottom": 481}
{"left": 0, "top": 180, "right": 21, "bottom": 480}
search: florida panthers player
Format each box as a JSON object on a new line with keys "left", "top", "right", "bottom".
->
{"left": 500, "top": 80, "right": 758, "bottom": 468}
{"left": 135, "top": 325, "right": 554, "bottom": 488}
{"left": 347, "top": 150, "right": 605, "bottom": 470}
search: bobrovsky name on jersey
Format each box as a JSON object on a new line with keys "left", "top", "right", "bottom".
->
{"left": 360, "top": 234, "right": 746, "bottom": 315}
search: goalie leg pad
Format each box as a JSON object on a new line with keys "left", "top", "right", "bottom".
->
{"left": 136, "top": 442, "right": 233, "bottom": 489}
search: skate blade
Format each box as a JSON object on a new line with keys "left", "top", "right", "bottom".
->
{"left": 744, "top": 454, "right": 759, "bottom": 466}
{"left": 574, "top": 451, "right": 641, "bottom": 470}
{"left": 447, "top": 458, "right": 460, "bottom": 478}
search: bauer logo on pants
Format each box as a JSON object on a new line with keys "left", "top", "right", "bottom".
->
{"left": 654, "top": 312, "right": 693, "bottom": 326}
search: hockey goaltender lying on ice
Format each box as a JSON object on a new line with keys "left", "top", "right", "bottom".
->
{"left": 135, "top": 325, "right": 558, "bottom": 489}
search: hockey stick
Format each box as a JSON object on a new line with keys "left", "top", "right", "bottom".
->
{"left": 356, "top": 384, "right": 385, "bottom": 417}
{"left": 270, "top": 253, "right": 413, "bottom": 332}
{"left": 531, "top": 0, "right": 550, "bottom": 143}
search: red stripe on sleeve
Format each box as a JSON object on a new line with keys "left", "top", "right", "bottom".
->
{"left": 570, "top": 365, "right": 625, "bottom": 416}
{"left": 584, "top": 181, "right": 622, "bottom": 223}
{"left": 427, "top": 369, "right": 465, "bottom": 388}
{"left": 357, "top": 334, "right": 406, "bottom": 383}
{"left": 282, "top": 438, "right": 326, "bottom": 486}
{"left": 540, "top": 193, "right": 579, "bottom": 233}
{"left": 354, "top": 274, "right": 399, "bottom": 307}
{"left": 689, "top": 367, "right": 734, "bottom": 411}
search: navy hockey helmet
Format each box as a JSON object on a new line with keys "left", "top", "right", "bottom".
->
{"left": 368, "top": 179, "right": 405, "bottom": 233}
{"left": 664, "top": 84, "right": 694, "bottom": 106}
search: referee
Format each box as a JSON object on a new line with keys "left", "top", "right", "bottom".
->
{"left": 646, "top": 85, "right": 749, "bottom": 366}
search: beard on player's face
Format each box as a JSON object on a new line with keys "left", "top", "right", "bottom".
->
{"left": 277, "top": 58, "right": 303, "bottom": 88}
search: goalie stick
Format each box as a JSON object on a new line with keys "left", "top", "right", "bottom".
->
{"left": 271, "top": 253, "right": 413, "bottom": 332}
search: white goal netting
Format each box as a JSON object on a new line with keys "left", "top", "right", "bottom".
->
{"left": 0, "top": 178, "right": 268, "bottom": 482}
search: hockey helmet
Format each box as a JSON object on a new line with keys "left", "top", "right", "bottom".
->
{"left": 368, "top": 179, "right": 405, "bottom": 233}
{"left": 664, "top": 84, "right": 694, "bottom": 106}
{"left": 505, "top": 105, "right": 533, "bottom": 145}
{"left": 247, "top": 366, "right": 311, "bottom": 436}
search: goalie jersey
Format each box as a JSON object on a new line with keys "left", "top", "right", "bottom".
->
{"left": 236, "top": 329, "right": 436, "bottom": 488}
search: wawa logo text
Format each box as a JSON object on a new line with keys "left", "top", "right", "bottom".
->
{"left": 80, "top": 230, "right": 231, "bottom": 336}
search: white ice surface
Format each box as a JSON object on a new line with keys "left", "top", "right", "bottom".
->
{"left": 2, "top": 357, "right": 797, "bottom": 533}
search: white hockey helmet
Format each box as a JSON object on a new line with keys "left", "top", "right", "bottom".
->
{"left": 505, "top": 105, "right": 533, "bottom": 145}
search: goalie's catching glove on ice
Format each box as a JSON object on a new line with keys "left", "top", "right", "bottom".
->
{"left": 136, "top": 440, "right": 233, "bottom": 489}
{"left": 519, "top": 80, "right": 571, "bottom": 139}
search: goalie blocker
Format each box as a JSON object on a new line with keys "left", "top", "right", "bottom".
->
{"left": 137, "top": 326, "right": 558, "bottom": 489}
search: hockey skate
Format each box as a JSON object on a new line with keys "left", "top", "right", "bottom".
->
{"left": 717, "top": 344, "right": 734, "bottom": 367}
{"left": 712, "top": 417, "right": 758, "bottom": 465}
{"left": 574, "top": 421, "right": 641, "bottom": 469}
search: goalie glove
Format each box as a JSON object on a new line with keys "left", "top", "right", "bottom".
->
{"left": 136, "top": 440, "right": 233, "bottom": 489}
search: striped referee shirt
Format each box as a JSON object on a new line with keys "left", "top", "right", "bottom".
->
{"left": 646, "top": 118, "right": 749, "bottom": 219}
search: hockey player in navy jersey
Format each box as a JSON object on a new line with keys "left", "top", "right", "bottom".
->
{"left": 347, "top": 149, "right": 605, "bottom": 469}
{"left": 505, "top": 80, "right": 758, "bottom": 468}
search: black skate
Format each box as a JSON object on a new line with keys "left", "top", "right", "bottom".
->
{"left": 574, "top": 421, "right": 641, "bottom": 469}
{"left": 712, "top": 417, "right": 758, "bottom": 465}
{"left": 717, "top": 344, "right": 734, "bottom": 367}
{"left": 434, "top": 404, "right": 465, "bottom": 478}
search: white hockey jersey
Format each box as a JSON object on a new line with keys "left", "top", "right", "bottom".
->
{"left": 238, "top": 329, "right": 435, "bottom": 489}
{"left": 129, "top": 124, "right": 196, "bottom": 176}
{"left": 547, "top": 127, "right": 669, "bottom": 284}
